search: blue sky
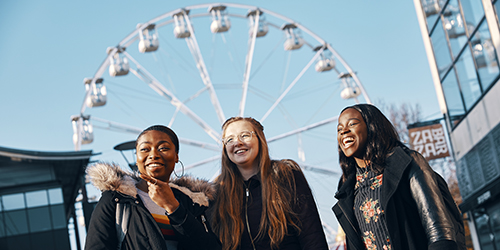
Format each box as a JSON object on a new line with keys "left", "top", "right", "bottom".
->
{"left": 0, "top": 0, "right": 440, "bottom": 247}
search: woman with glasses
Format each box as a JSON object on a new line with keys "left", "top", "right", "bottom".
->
{"left": 333, "top": 104, "right": 465, "bottom": 250}
{"left": 209, "top": 117, "right": 328, "bottom": 250}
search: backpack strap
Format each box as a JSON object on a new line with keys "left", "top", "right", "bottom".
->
{"left": 115, "top": 202, "right": 131, "bottom": 250}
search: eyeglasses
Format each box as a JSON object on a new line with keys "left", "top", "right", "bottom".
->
{"left": 222, "top": 131, "right": 255, "bottom": 146}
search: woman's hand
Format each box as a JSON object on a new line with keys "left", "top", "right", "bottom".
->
{"left": 140, "top": 174, "right": 180, "bottom": 214}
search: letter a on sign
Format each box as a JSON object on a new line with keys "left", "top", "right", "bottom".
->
{"left": 408, "top": 122, "right": 450, "bottom": 161}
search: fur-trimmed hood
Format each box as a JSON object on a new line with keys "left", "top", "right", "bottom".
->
{"left": 86, "top": 162, "right": 216, "bottom": 207}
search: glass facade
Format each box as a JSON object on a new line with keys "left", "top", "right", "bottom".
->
{"left": 418, "top": 1, "right": 500, "bottom": 249}
{"left": 472, "top": 201, "right": 500, "bottom": 249}
{"left": 422, "top": 0, "right": 500, "bottom": 129}
{"left": 0, "top": 187, "right": 70, "bottom": 250}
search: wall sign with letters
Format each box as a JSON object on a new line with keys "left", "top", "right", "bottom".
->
{"left": 409, "top": 123, "right": 450, "bottom": 161}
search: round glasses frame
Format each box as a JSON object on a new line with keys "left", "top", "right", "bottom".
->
{"left": 222, "top": 131, "right": 255, "bottom": 146}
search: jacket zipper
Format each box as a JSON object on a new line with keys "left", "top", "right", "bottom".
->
{"left": 244, "top": 181, "right": 257, "bottom": 250}
{"left": 201, "top": 215, "right": 209, "bottom": 232}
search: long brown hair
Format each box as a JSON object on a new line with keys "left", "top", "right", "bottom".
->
{"left": 210, "top": 117, "right": 301, "bottom": 250}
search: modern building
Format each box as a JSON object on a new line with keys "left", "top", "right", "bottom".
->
{"left": 414, "top": 0, "right": 500, "bottom": 249}
{"left": 0, "top": 146, "right": 94, "bottom": 250}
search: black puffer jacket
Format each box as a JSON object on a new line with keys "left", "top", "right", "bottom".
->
{"left": 84, "top": 163, "right": 221, "bottom": 250}
{"left": 332, "top": 147, "right": 466, "bottom": 250}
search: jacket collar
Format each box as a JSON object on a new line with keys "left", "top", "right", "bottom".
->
{"left": 334, "top": 172, "right": 356, "bottom": 200}
{"left": 380, "top": 147, "right": 412, "bottom": 208}
{"left": 86, "top": 162, "right": 216, "bottom": 207}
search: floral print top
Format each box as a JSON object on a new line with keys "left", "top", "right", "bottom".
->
{"left": 354, "top": 167, "right": 392, "bottom": 250}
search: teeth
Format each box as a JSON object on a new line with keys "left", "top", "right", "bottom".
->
{"left": 343, "top": 137, "right": 354, "bottom": 146}
{"left": 148, "top": 163, "right": 163, "bottom": 167}
{"left": 235, "top": 149, "right": 246, "bottom": 154}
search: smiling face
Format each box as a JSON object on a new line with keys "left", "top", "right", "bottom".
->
{"left": 337, "top": 108, "right": 368, "bottom": 165}
{"left": 223, "top": 120, "right": 260, "bottom": 171}
{"left": 136, "top": 130, "right": 178, "bottom": 182}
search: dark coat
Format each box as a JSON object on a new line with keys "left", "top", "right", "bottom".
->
{"left": 332, "top": 147, "right": 466, "bottom": 250}
{"left": 239, "top": 167, "right": 329, "bottom": 250}
{"left": 84, "top": 163, "right": 221, "bottom": 250}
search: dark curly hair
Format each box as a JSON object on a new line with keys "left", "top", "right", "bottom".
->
{"left": 338, "top": 104, "right": 405, "bottom": 183}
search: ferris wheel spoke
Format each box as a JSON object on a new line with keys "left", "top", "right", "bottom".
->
{"left": 326, "top": 44, "right": 372, "bottom": 104}
{"left": 239, "top": 10, "right": 260, "bottom": 117}
{"left": 91, "top": 116, "right": 220, "bottom": 150}
{"left": 177, "top": 138, "right": 220, "bottom": 151}
{"left": 267, "top": 115, "right": 338, "bottom": 142}
{"left": 91, "top": 116, "right": 142, "bottom": 134}
{"left": 183, "top": 13, "right": 226, "bottom": 124}
{"left": 260, "top": 47, "right": 324, "bottom": 122}
{"left": 184, "top": 155, "right": 221, "bottom": 170}
{"left": 122, "top": 52, "right": 221, "bottom": 142}
{"left": 301, "top": 164, "right": 341, "bottom": 176}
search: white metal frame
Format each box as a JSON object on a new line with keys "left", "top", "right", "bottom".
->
{"left": 75, "top": 2, "right": 371, "bottom": 171}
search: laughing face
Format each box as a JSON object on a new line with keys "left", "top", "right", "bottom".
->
{"left": 136, "top": 130, "right": 179, "bottom": 182}
{"left": 337, "top": 108, "right": 368, "bottom": 164}
{"left": 223, "top": 120, "right": 260, "bottom": 171}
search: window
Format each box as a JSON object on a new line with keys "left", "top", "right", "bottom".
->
{"left": 494, "top": 0, "right": 500, "bottom": 26}
{"left": 441, "top": 68, "right": 466, "bottom": 125}
{"left": 472, "top": 20, "right": 500, "bottom": 90}
{"left": 0, "top": 213, "right": 4, "bottom": 237}
{"left": 4, "top": 210, "right": 29, "bottom": 236}
{"left": 422, "top": 0, "right": 447, "bottom": 31}
{"left": 444, "top": 0, "right": 468, "bottom": 57}
{"left": 26, "top": 190, "right": 48, "bottom": 208}
{"left": 454, "top": 45, "right": 482, "bottom": 110}
{"left": 50, "top": 205, "right": 66, "bottom": 229}
{"left": 432, "top": 18, "right": 454, "bottom": 78}
{"left": 48, "top": 188, "right": 63, "bottom": 205}
{"left": 2, "top": 194, "right": 25, "bottom": 211}
{"left": 0, "top": 187, "right": 68, "bottom": 239}
{"left": 461, "top": 0, "right": 486, "bottom": 35}
{"left": 27, "top": 207, "right": 51, "bottom": 233}
{"left": 489, "top": 202, "right": 500, "bottom": 249}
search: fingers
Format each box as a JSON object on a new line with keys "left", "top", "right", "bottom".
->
{"left": 139, "top": 173, "right": 158, "bottom": 185}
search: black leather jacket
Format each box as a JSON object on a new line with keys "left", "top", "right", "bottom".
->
{"left": 332, "top": 147, "right": 465, "bottom": 250}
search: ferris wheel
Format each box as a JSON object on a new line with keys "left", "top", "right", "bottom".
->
{"left": 72, "top": 2, "right": 370, "bottom": 175}
{"left": 72, "top": 3, "right": 369, "bottom": 245}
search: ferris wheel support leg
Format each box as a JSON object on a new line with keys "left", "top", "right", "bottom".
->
{"left": 239, "top": 11, "right": 260, "bottom": 117}
{"left": 75, "top": 117, "right": 83, "bottom": 151}
{"left": 183, "top": 13, "right": 226, "bottom": 124}
{"left": 122, "top": 53, "right": 221, "bottom": 142}
{"left": 260, "top": 48, "right": 324, "bottom": 122}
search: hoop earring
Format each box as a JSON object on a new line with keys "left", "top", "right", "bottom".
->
{"left": 174, "top": 160, "right": 185, "bottom": 178}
